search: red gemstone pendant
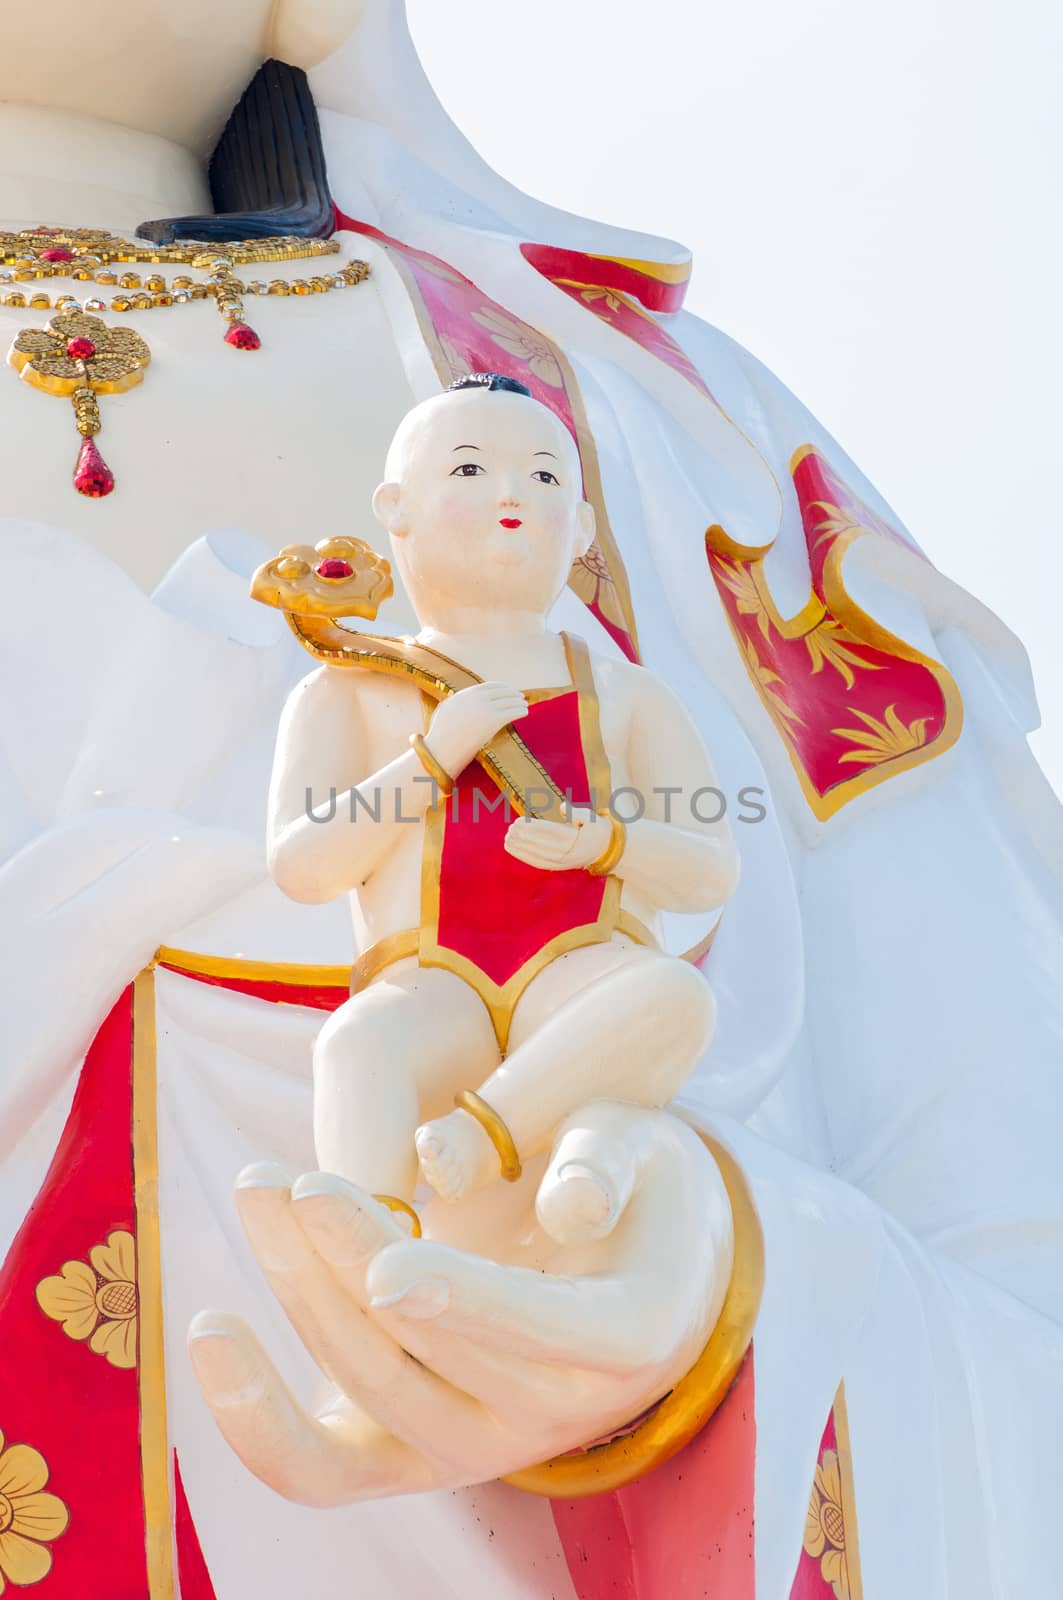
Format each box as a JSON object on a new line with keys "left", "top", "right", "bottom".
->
{"left": 73, "top": 436, "right": 115, "bottom": 498}
{"left": 224, "top": 322, "right": 261, "bottom": 351}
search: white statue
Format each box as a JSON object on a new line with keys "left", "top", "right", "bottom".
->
{"left": 187, "top": 376, "right": 746, "bottom": 1498}
{"left": 1, "top": 1, "right": 1061, "bottom": 1595}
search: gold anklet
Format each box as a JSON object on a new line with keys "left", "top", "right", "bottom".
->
{"left": 372, "top": 1194, "right": 422, "bottom": 1238}
{"left": 409, "top": 733, "right": 455, "bottom": 797}
{"left": 453, "top": 1089, "right": 522, "bottom": 1183}
{"left": 587, "top": 810, "right": 626, "bottom": 876}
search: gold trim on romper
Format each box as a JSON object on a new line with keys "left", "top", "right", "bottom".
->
{"left": 343, "top": 632, "right": 655, "bottom": 1051}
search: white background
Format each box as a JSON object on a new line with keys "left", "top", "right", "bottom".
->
{"left": 407, "top": 0, "right": 1063, "bottom": 794}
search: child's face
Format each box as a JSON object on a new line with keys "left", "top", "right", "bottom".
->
{"left": 374, "top": 389, "right": 594, "bottom": 621}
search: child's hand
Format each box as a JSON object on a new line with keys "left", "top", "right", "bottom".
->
{"left": 504, "top": 807, "right": 614, "bottom": 872}
{"left": 425, "top": 682, "right": 528, "bottom": 777}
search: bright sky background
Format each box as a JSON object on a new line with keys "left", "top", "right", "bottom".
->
{"left": 407, "top": 0, "right": 1063, "bottom": 796}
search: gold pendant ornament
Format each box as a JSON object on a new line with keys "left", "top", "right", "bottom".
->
{"left": 9, "top": 312, "right": 149, "bottom": 497}
{"left": 3, "top": 225, "right": 370, "bottom": 497}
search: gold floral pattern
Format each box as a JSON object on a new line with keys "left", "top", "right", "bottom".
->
{"left": 9, "top": 312, "right": 149, "bottom": 396}
{"left": 0, "top": 1429, "right": 70, "bottom": 1591}
{"left": 807, "top": 499, "right": 869, "bottom": 555}
{"left": 740, "top": 635, "right": 805, "bottom": 729}
{"left": 712, "top": 556, "right": 775, "bottom": 643}
{"left": 803, "top": 1447, "right": 850, "bottom": 1599}
{"left": 832, "top": 704, "right": 930, "bottom": 767}
{"left": 806, "top": 620, "right": 882, "bottom": 691}
{"left": 36, "top": 1229, "right": 139, "bottom": 1369}
{"left": 568, "top": 541, "right": 629, "bottom": 633}
{"left": 469, "top": 307, "right": 563, "bottom": 387}
{"left": 438, "top": 335, "right": 471, "bottom": 385}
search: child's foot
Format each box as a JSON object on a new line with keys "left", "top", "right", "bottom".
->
{"left": 415, "top": 1108, "right": 501, "bottom": 1201}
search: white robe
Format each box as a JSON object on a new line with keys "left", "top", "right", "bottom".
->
{"left": 2, "top": 2, "right": 1061, "bottom": 1592}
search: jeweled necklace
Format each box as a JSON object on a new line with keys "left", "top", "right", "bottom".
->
{"left": 2, "top": 227, "right": 370, "bottom": 497}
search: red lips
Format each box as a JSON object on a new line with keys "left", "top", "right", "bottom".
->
{"left": 499, "top": 517, "right": 522, "bottom": 528}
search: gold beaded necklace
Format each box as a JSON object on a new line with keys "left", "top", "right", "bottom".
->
{"left": 2, "top": 227, "right": 370, "bottom": 497}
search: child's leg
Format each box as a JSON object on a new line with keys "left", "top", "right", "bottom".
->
{"left": 314, "top": 961, "right": 500, "bottom": 1200}
{"left": 416, "top": 945, "right": 715, "bottom": 1201}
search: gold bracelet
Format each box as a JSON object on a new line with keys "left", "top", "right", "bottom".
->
{"left": 454, "top": 1089, "right": 523, "bottom": 1182}
{"left": 372, "top": 1194, "right": 423, "bottom": 1238}
{"left": 587, "top": 810, "right": 626, "bottom": 876}
{"left": 409, "top": 732, "right": 455, "bottom": 797}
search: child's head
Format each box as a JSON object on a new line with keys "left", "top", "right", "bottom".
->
{"left": 372, "top": 374, "right": 595, "bottom": 624}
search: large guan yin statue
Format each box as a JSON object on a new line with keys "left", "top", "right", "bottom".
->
{"left": 1, "top": 3, "right": 1061, "bottom": 1597}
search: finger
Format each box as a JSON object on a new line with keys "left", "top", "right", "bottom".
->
{"left": 187, "top": 1310, "right": 437, "bottom": 1504}
{"left": 365, "top": 1240, "right": 663, "bottom": 1374}
{"left": 288, "top": 1179, "right": 594, "bottom": 1408}
{"left": 503, "top": 837, "right": 571, "bottom": 868}
{"left": 234, "top": 1168, "right": 489, "bottom": 1458}
{"left": 289, "top": 1173, "right": 408, "bottom": 1307}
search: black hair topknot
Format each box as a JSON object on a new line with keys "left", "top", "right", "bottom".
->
{"left": 446, "top": 373, "right": 533, "bottom": 398}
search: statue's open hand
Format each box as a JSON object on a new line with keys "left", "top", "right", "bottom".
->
{"left": 188, "top": 1106, "right": 733, "bottom": 1505}
{"left": 425, "top": 681, "right": 528, "bottom": 778}
{"left": 503, "top": 806, "right": 612, "bottom": 872}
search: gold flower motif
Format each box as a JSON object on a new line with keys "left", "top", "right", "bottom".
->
{"left": 438, "top": 335, "right": 471, "bottom": 385}
{"left": 803, "top": 1448, "right": 850, "bottom": 1599}
{"left": 740, "top": 634, "right": 805, "bottom": 729}
{"left": 832, "top": 703, "right": 930, "bottom": 766}
{"left": 36, "top": 1229, "right": 139, "bottom": 1369}
{"left": 469, "top": 307, "right": 564, "bottom": 387}
{"left": 250, "top": 535, "right": 394, "bottom": 621}
{"left": 568, "top": 542, "right": 629, "bottom": 633}
{"left": 712, "top": 556, "right": 774, "bottom": 643}
{"left": 805, "top": 619, "right": 882, "bottom": 690}
{"left": 808, "top": 499, "right": 872, "bottom": 554}
{"left": 0, "top": 1430, "right": 70, "bottom": 1592}
{"left": 9, "top": 312, "right": 149, "bottom": 396}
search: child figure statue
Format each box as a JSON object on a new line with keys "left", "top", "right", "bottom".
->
{"left": 265, "top": 373, "right": 739, "bottom": 1245}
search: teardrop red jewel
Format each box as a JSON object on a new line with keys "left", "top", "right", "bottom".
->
{"left": 73, "top": 436, "right": 115, "bottom": 498}
{"left": 224, "top": 322, "right": 261, "bottom": 351}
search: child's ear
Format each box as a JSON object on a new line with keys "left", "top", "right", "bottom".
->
{"left": 372, "top": 481, "right": 408, "bottom": 536}
{"left": 574, "top": 499, "right": 596, "bottom": 558}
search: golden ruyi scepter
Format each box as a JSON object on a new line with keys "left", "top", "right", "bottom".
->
{"left": 249, "top": 537, "right": 570, "bottom": 821}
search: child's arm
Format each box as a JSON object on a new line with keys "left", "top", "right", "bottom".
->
{"left": 266, "top": 666, "right": 437, "bottom": 902}
{"left": 609, "top": 666, "right": 740, "bottom": 910}
{"left": 268, "top": 668, "right": 529, "bottom": 902}
{"left": 505, "top": 667, "right": 739, "bottom": 914}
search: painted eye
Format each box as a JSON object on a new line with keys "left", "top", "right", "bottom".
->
{"left": 450, "top": 462, "right": 485, "bottom": 477}
{"left": 532, "top": 469, "right": 560, "bottom": 485}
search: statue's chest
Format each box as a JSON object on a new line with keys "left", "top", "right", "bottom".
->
{"left": 0, "top": 278, "right": 412, "bottom": 589}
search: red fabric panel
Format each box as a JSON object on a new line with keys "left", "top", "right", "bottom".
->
{"left": 552, "top": 1353, "right": 756, "bottom": 1600}
{"left": 0, "top": 988, "right": 148, "bottom": 1597}
{"left": 437, "top": 691, "right": 606, "bottom": 984}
